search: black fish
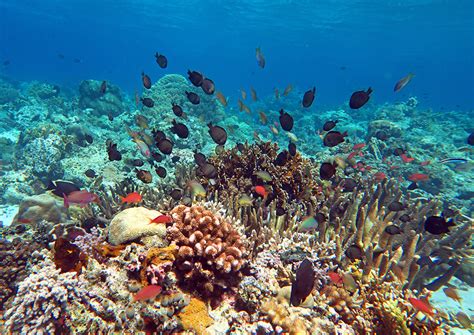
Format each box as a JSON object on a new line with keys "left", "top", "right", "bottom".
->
{"left": 155, "top": 53, "right": 167, "bottom": 68}
{"left": 197, "top": 162, "right": 217, "bottom": 179}
{"left": 375, "top": 130, "right": 388, "bottom": 141}
{"left": 323, "top": 131, "right": 347, "bottom": 147}
{"left": 345, "top": 244, "right": 363, "bottom": 261}
{"left": 142, "top": 72, "right": 152, "bottom": 89}
{"left": 85, "top": 169, "right": 96, "bottom": 178}
{"left": 172, "top": 103, "right": 184, "bottom": 117}
{"left": 468, "top": 132, "right": 474, "bottom": 146}
{"left": 170, "top": 188, "right": 183, "bottom": 200}
{"left": 47, "top": 180, "right": 80, "bottom": 197}
{"left": 275, "top": 150, "right": 289, "bottom": 166}
{"left": 187, "top": 70, "right": 204, "bottom": 87}
{"left": 424, "top": 215, "right": 455, "bottom": 235}
{"left": 194, "top": 152, "right": 207, "bottom": 166}
{"left": 157, "top": 138, "right": 173, "bottom": 155}
{"left": 279, "top": 109, "right": 293, "bottom": 131}
{"left": 155, "top": 166, "right": 167, "bottom": 178}
{"left": 84, "top": 134, "right": 93, "bottom": 144}
{"left": 290, "top": 259, "right": 315, "bottom": 306}
{"left": 323, "top": 120, "right": 337, "bottom": 131}
{"left": 302, "top": 87, "right": 316, "bottom": 108}
{"left": 171, "top": 156, "right": 180, "bottom": 163}
{"left": 135, "top": 169, "right": 153, "bottom": 183}
{"left": 141, "top": 97, "right": 155, "bottom": 108}
{"left": 399, "top": 214, "right": 411, "bottom": 222}
{"left": 407, "top": 182, "right": 418, "bottom": 190}
{"left": 170, "top": 119, "right": 189, "bottom": 139}
{"left": 152, "top": 129, "right": 166, "bottom": 143}
{"left": 288, "top": 142, "right": 297, "bottom": 156}
{"left": 106, "top": 140, "right": 122, "bottom": 161}
{"left": 385, "top": 225, "right": 402, "bottom": 235}
{"left": 108, "top": 112, "right": 114, "bottom": 121}
{"left": 349, "top": 87, "right": 372, "bottom": 109}
{"left": 276, "top": 207, "right": 286, "bottom": 216}
{"left": 342, "top": 178, "right": 357, "bottom": 192}
{"left": 100, "top": 81, "right": 107, "bottom": 94}
{"left": 131, "top": 159, "right": 144, "bottom": 167}
{"left": 207, "top": 123, "right": 227, "bottom": 145}
{"left": 320, "top": 162, "right": 336, "bottom": 180}
{"left": 185, "top": 91, "right": 200, "bottom": 105}
{"left": 151, "top": 151, "right": 163, "bottom": 163}
{"left": 201, "top": 78, "right": 215, "bottom": 95}
{"left": 236, "top": 143, "right": 245, "bottom": 153}
{"left": 388, "top": 201, "right": 404, "bottom": 211}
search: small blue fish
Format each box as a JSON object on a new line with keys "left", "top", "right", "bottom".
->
{"left": 440, "top": 158, "right": 468, "bottom": 164}
{"left": 299, "top": 216, "right": 318, "bottom": 232}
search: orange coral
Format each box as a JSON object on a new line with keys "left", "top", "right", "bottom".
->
{"left": 93, "top": 243, "right": 125, "bottom": 258}
{"left": 139, "top": 245, "right": 177, "bottom": 285}
{"left": 178, "top": 297, "right": 213, "bottom": 335}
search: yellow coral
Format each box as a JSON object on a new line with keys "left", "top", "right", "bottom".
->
{"left": 178, "top": 297, "right": 213, "bottom": 335}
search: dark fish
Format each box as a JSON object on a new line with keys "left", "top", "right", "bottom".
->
{"left": 100, "top": 81, "right": 107, "bottom": 94}
{"left": 288, "top": 142, "right": 297, "bottom": 156}
{"left": 172, "top": 103, "right": 184, "bottom": 117}
{"left": 170, "top": 120, "right": 189, "bottom": 139}
{"left": 407, "top": 182, "right": 418, "bottom": 190}
{"left": 393, "top": 148, "right": 405, "bottom": 156}
{"left": 194, "top": 152, "right": 207, "bottom": 166}
{"left": 151, "top": 151, "right": 163, "bottom": 162}
{"left": 197, "top": 162, "right": 217, "bottom": 179}
{"left": 131, "top": 159, "right": 144, "bottom": 167}
{"left": 171, "top": 156, "right": 180, "bottom": 163}
{"left": 108, "top": 112, "right": 114, "bottom": 121}
{"left": 424, "top": 215, "right": 455, "bottom": 235}
{"left": 385, "top": 225, "right": 402, "bottom": 235}
{"left": 349, "top": 87, "right": 372, "bottom": 109}
{"left": 152, "top": 129, "right": 166, "bottom": 143}
{"left": 323, "top": 131, "right": 347, "bottom": 147}
{"left": 342, "top": 178, "right": 357, "bottom": 192}
{"left": 187, "top": 70, "right": 204, "bottom": 87}
{"left": 3, "top": 60, "right": 11, "bottom": 66}
{"left": 399, "top": 214, "right": 411, "bottom": 222}
{"left": 106, "top": 140, "right": 122, "bottom": 161}
{"left": 47, "top": 180, "right": 80, "bottom": 197}
{"left": 320, "top": 162, "right": 336, "bottom": 180}
{"left": 155, "top": 53, "right": 167, "bottom": 68}
{"left": 170, "top": 188, "right": 183, "bottom": 200}
{"left": 135, "top": 169, "right": 153, "bottom": 184}
{"left": 84, "top": 134, "right": 93, "bottom": 144}
{"left": 302, "top": 87, "right": 316, "bottom": 108}
{"left": 57, "top": 53, "right": 65, "bottom": 59}
{"left": 157, "top": 138, "right": 173, "bottom": 155}
{"left": 276, "top": 207, "right": 286, "bottom": 216}
{"left": 73, "top": 58, "right": 82, "bottom": 63}
{"left": 323, "top": 120, "right": 338, "bottom": 131}
{"left": 236, "top": 143, "right": 245, "bottom": 153}
{"left": 388, "top": 201, "right": 404, "bottom": 211}
{"left": 375, "top": 130, "right": 388, "bottom": 141}
{"left": 442, "top": 208, "right": 456, "bottom": 218}
{"left": 185, "top": 91, "right": 200, "bottom": 105}
{"left": 141, "top": 97, "right": 155, "bottom": 108}
{"left": 85, "top": 169, "right": 96, "bottom": 178}
{"left": 207, "top": 123, "right": 227, "bottom": 145}
{"left": 201, "top": 78, "right": 215, "bottom": 95}
{"left": 468, "top": 133, "right": 474, "bottom": 145}
{"left": 290, "top": 259, "right": 315, "bottom": 306}
{"left": 275, "top": 150, "right": 289, "bottom": 166}
{"left": 255, "top": 47, "right": 265, "bottom": 69}
{"left": 155, "top": 166, "right": 167, "bottom": 178}
{"left": 345, "top": 244, "right": 363, "bottom": 261}
{"left": 279, "top": 109, "right": 293, "bottom": 131}
{"left": 142, "top": 72, "right": 152, "bottom": 89}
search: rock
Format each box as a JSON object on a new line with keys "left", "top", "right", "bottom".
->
{"left": 13, "top": 193, "right": 67, "bottom": 225}
{"left": 78, "top": 80, "right": 125, "bottom": 117}
{"left": 367, "top": 120, "right": 402, "bottom": 140}
{"left": 108, "top": 207, "right": 166, "bottom": 245}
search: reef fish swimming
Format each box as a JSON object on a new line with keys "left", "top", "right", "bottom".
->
{"left": 256, "top": 47, "right": 265, "bottom": 68}
{"left": 47, "top": 180, "right": 81, "bottom": 197}
{"left": 155, "top": 53, "right": 167, "bottom": 68}
{"left": 302, "top": 87, "right": 316, "bottom": 107}
{"left": 290, "top": 259, "right": 315, "bottom": 306}
{"left": 394, "top": 73, "right": 414, "bottom": 92}
{"left": 349, "top": 87, "right": 372, "bottom": 109}
{"left": 133, "top": 285, "right": 162, "bottom": 301}
{"left": 63, "top": 190, "right": 99, "bottom": 208}
{"left": 120, "top": 192, "right": 142, "bottom": 204}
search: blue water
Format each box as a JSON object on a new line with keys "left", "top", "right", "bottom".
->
{"left": 1, "top": 0, "right": 473, "bottom": 109}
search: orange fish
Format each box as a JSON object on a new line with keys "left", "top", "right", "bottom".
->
{"left": 150, "top": 214, "right": 173, "bottom": 224}
{"left": 258, "top": 111, "right": 268, "bottom": 124}
{"left": 443, "top": 287, "right": 462, "bottom": 303}
{"left": 408, "top": 173, "right": 429, "bottom": 182}
{"left": 241, "top": 89, "right": 247, "bottom": 100}
{"left": 420, "top": 160, "right": 431, "bottom": 166}
{"left": 238, "top": 100, "right": 250, "bottom": 113}
{"left": 400, "top": 153, "right": 415, "bottom": 163}
{"left": 255, "top": 185, "right": 267, "bottom": 198}
{"left": 352, "top": 143, "right": 366, "bottom": 150}
{"left": 327, "top": 271, "right": 343, "bottom": 284}
{"left": 283, "top": 84, "right": 293, "bottom": 96}
{"left": 347, "top": 151, "right": 357, "bottom": 160}
{"left": 274, "top": 88, "right": 280, "bottom": 100}
{"left": 63, "top": 191, "right": 99, "bottom": 208}
{"left": 215, "top": 91, "right": 227, "bottom": 107}
{"left": 250, "top": 87, "right": 258, "bottom": 101}
{"left": 408, "top": 297, "right": 434, "bottom": 317}
{"left": 121, "top": 192, "right": 142, "bottom": 204}
{"left": 133, "top": 285, "right": 162, "bottom": 302}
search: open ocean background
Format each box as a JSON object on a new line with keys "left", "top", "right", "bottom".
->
{"left": 1, "top": 0, "right": 473, "bottom": 110}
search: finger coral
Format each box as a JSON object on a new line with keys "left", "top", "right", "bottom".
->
{"left": 167, "top": 204, "right": 247, "bottom": 298}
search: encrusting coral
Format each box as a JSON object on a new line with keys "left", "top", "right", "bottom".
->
{"left": 167, "top": 204, "right": 247, "bottom": 298}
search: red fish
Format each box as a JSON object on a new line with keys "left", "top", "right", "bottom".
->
{"left": 255, "top": 185, "right": 267, "bottom": 198}
{"left": 400, "top": 153, "right": 414, "bottom": 163}
{"left": 63, "top": 190, "right": 99, "bottom": 208}
{"left": 408, "top": 297, "right": 434, "bottom": 317}
{"left": 352, "top": 143, "right": 366, "bottom": 150}
{"left": 373, "top": 172, "right": 386, "bottom": 181}
{"left": 16, "top": 218, "right": 32, "bottom": 224}
{"left": 408, "top": 173, "right": 429, "bottom": 182}
{"left": 133, "top": 285, "right": 162, "bottom": 302}
{"left": 347, "top": 151, "right": 357, "bottom": 160}
{"left": 150, "top": 215, "right": 173, "bottom": 224}
{"left": 120, "top": 192, "right": 142, "bottom": 204}
{"left": 327, "top": 271, "right": 343, "bottom": 284}
{"left": 420, "top": 160, "right": 431, "bottom": 166}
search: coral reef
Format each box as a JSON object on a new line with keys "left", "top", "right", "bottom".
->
{"left": 0, "top": 78, "right": 19, "bottom": 104}
{"left": 178, "top": 297, "right": 213, "bottom": 334}
{"left": 13, "top": 193, "right": 68, "bottom": 225}
{"left": 78, "top": 79, "right": 126, "bottom": 117}
{"left": 167, "top": 204, "right": 247, "bottom": 298}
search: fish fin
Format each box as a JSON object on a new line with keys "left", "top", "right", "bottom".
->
{"left": 63, "top": 193, "right": 69, "bottom": 208}
{"left": 367, "top": 87, "right": 373, "bottom": 94}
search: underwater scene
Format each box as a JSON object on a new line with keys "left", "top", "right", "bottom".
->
{"left": 0, "top": 0, "right": 473, "bottom": 334}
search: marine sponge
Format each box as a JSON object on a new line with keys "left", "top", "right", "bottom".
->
{"left": 167, "top": 204, "right": 247, "bottom": 297}
{"left": 178, "top": 297, "right": 213, "bottom": 335}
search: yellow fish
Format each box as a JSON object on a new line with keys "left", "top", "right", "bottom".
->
{"left": 215, "top": 91, "right": 227, "bottom": 107}
{"left": 253, "top": 170, "right": 272, "bottom": 182}
{"left": 443, "top": 287, "right": 462, "bottom": 303}
{"left": 135, "top": 114, "right": 149, "bottom": 129}
{"left": 283, "top": 84, "right": 293, "bottom": 96}
{"left": 241, "top": 89, "right": 247, "bottom": 100}
{"left": 238, "top": 194, "right": 253, "bottom": 206}
{"left": 188, "top": 180, "right": 206, "bottom": 198}
{"left": 258, "top": 111, "right": 268, "bottom": 125}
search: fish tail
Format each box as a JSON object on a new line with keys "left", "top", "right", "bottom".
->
{"left": 367, "top": 87, "right": 373, "bottom": 94}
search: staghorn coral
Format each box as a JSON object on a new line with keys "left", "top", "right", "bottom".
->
{"left": 167, "top": 203, "right": 247, "bottom": 298}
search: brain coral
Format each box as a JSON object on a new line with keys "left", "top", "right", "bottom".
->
{"left": 167, "top": 204, "right": 246, "bottom": 298}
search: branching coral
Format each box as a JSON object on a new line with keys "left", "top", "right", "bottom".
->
{"left": 167, "top": 204, "right": 247, "bottom": 298}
